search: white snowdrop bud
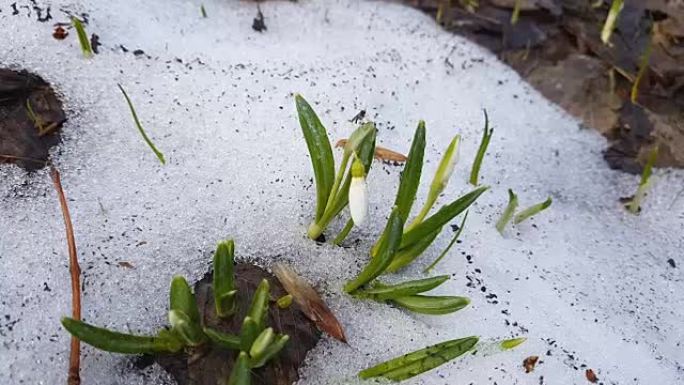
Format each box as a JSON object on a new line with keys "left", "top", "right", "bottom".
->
{"left": 349, "top": 156, "right": 368, "bottom": 226}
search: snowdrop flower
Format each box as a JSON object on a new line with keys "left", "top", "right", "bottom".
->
{"left": 431, "top": 135, "right": 460, "bottom": 193}
{"left": 349, "top": 155, "right": 368, "bottom": 226}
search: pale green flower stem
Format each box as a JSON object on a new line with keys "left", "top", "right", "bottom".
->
{"left": 307, "top": 152, "right": 351, "bottom": 239}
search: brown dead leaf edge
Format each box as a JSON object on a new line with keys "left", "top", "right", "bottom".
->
{"left": 523, "top": 355, "right": 539, "bottom": 373}
{"left": 50, "top": 167, "right": 82, "bottom": 385}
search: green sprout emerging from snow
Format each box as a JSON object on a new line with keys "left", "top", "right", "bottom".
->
{"left": 496, "top": 190, "right": 552, "bottom": 233}
{"left": 71, "top": 17, "right": 93, "bottom": 58}
{"left": 118, "top": 84, "right": 166, "bottom": 165}
{"left": 359, "top": 336, "right": 525, "bottom": 381}
{"left": 296, "top": 94, "right": 376, "bottom": 240}
{"left": 469, "top": 110, "right": 493, "bottom": 186}
{"left": 601, "top": 0, "right": 624, "bottom": 45}
{"left": 61, "top": 240, "right": 288, "bottom": 384}
{"left": 626, "top": 145, "right": 658, "bottom": 214}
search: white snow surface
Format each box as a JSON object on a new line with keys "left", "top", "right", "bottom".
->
{"left": 1, "top": 0, "right": 683, "bottom": 384}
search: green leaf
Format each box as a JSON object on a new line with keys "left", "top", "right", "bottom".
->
{"left": 424, "top": 211, "right": 468, "bottom": 273}
{"left": 61, "top": 317, "right": 182, "bottom": 354}
{"left": 500, "top": 337, "right": 527, "bottom": 350}
{"left": 213, "top": 239, "right": 237, "bottom": 318}
{"left": 169, "top": 275, "right": 201, "bottom": 325}
{"left": 390, "top": 295, "right": 470, "bottom": 315}
{"left": 356, "top": 276, "right": 449, "bottom": 301}
{"left": 118, "top": 84, "right": 166, "bottom": 164}
{"left": 240, "top": 316, "right": 259, "bottom": 352}
{"left": 513, "top": 197, "right": 552, "bottom": 224}
{"left": 469, "top": 110, "right": 492, "bottom": 186}
{"left": 276, "top": 294, "right": 293, "bottom": 309}
{"left": 344, "top": 208, "right": 404, "bottom": 293}
{"left": 627, "top": 145, "right": 658, "bottom": 214}
{"left": 249, "top": 334, "right": 290, "bottom": 368}
{"left": 359, "top": 336, "right": 479, "bottom": 380}
{"left": 227, "top": 352, "right": 251, "bottom": 385}
{"left": 249, "top": 328, "right": 275, "bottom": 358}
{"left": 344, "top": 122, "right": 375, "bottom": 157}
{"left": 401, "top": 186, "right": 487, "bottom": 249}
{"left": 168, "top": 310, "right": 206, "bottom": 346}
{"left": 394, "top": 121, "right": 426, "bottom": 223}
{"left": 71, "top": 17, "right": 92, "bottom": 58}
{"left": 247, "top": 279, "right": 270, "bottom": 332}
{"left": 385, "top": 228, "right": 441, "bottom": 273}
{"left": 496, "top": 189, "right": 518, "bottom": 233}
{"left": 203, "top": 327, "right": 241, "bottom": 350}
{"left": 295, "top": 94, "right": 335, "bottom": 221}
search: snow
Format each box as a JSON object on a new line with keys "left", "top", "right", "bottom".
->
{"left": 1, "top": 0, "right": 683, "bottom": 384}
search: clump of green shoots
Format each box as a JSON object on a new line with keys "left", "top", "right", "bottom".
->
{"left": 496, "top": 189, "right": 552, "bottom": 233}
{"left": 626, "top": 145, "right": 658, "bottom": 214}
{"left": 61, "top": 240, "right": 288, "bottom": 384}
{"left": 469, "top": 110, "right": 493, "bottom": 186}
{"left": 344, "top": 119, "right": 488, "bottom": 314}
{"left": 118, "top": 84, "right": 166, "bottom": 165}
{"left": 601, "top": 0, "right": 624, "bottom": 45}
{"left": 71, "top": 17, "right": 93, "bottom": 58}
{"left": 296, "top": 94, "right": 376, "bottom": 240}
{"left": 359, "top": 336, "right": 525, "bottom": 381}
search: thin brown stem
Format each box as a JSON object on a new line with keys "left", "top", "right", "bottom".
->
{"left": 50, "top": 167, "right": 82, "bottom": 385}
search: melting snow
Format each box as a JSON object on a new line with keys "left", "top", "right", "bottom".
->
{"left": 1, "top": 0, "right": 682, "bottom": 384}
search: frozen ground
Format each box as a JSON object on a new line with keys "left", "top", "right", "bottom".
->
{"left": 1, "top": 0, "right": 683, "bottom": 384}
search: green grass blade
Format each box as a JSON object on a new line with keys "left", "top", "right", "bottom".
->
{"left": 71, "top": 17, "right": 93, "bottom": 58}
{"left": 424, "top": 211, "right": 468, "bottom": 273}
{"left": 390, "top": 295, "right": 470, "bottom": 315}
{"left": 496, "top": 189, "right": 518, "bottom": 233}
{"left": 344, "top": 208, "right": 404, "bottom": 293}
{"left": 401, "top": 186, "right": 487, "bottom": 249}
{"left": 247, "top": 279, "right": 270, "bottom": 332}
{"left": 118, "top": 84, "right": 166, "bottom": 164}
{"left": 386, "top": 228, "right": 441, "bottom": 273}
{"left": 213, "top": 239, "right": 237, "bottom": 318}
{"left": 295, "top": 94, "right": 335, "bottom": 221}
{"left": 382, "top": 337, "right": 478, "bottom": 381}
{"left": 469, "top": 109, "right": 492, "bottom": 186}
{"left": 61, "top": 317, "right": 182, "bottom": 354}
{"left": 500, "top": 337, "right": 527, "bottom": 350}
{"left": 227, "top": 352, "right": 251, "bottom": 385}
{"left": 631, "top": 37, "right": 652, "bottom": 104}
{"left": 359, "top": 336, "right": 479, "bottom": 380}
{"left": 511, "top": 0, "right": 522, "bottom": 25}
{"left": 394, "top": 121, "right": 426, "bottom": 223}
{"left": 203, "top": 327, "right": 241, "bottom": 350}
{"left": 513, "top": 197, "right": 552, "bottom": 224}
{"left": 250, "top": 334, "right": 290, "bottom": 368}
{"left": 169, "top": 275, "right": 201, "bottom": 324}
{"left": 356, "top": 276, "right": 449, "bottom": 301}
{"left": 601, "top": 0, "right": 625, "bottom": 44}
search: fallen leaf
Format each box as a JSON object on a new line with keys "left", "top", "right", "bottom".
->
{"left": 523, "top": 355, "right": 539, "bottom": 373}
{"left": 53, "top": 26, "right": 68, "bottom": 40}
{"left": 272, "top": 263, "right": 347, "bottom": 343}
{"left": 585, "top": 368, "right": 598, "bottom": 383}
{"left": 335, "top": 139, "right": 407, "bottom": 163}
{"left": 117, "top": 261, "right": 134, "bottom": 269}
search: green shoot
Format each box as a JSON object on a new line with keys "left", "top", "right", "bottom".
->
{"left": 424, "top": 211, "right": 468, "bottom": 273}
{"left": 601, "top": 0, "right": 624, "bottom": 45}
{"left": 332, "top": 218, "right": 354, "bottom": 245}
{"left": 496, "top": 189, "right": 518, "bottom": 233}
{"left": 354, "top": 276, "right": 449, "bottom": 301}
{"left": 390, "top": 295, "right": 469, "bottom": 315}
{"left": 511, "top": 0, "right": 522, "bottom": 25}
{"left": 203, "top": 328, "right": 241, "bottom": 350}
{"left": 631, "top": 37, "right": 652, "bottom": 104}
{"left": 169, "top": 309, "right": 206, "bottom": 346}
{"left": 276, "top": 294, "right": 293, "bottom": 309}
{"left": 201, "top": 4, "right": 207, "bottom": 18}
{"left": 118, "top": 84, "right": 166, "bottom": 164}
{"left": 71, "top": 17, "right": 93, "bottom": 58}
{"left": 469, "top": 109, "right": 492, "bottom": 186}
{"left": 61, "top": 317, "right": 183, "bottom": 354}
{"left": 359, "top": 336, "right": 479, "bottom": 381}
{"left": 227, "top": 352, "right": 251, "bottom": 385}
{"left": 213, "top": 240, "right": 237, "bottom": 318}
{"left": 513, "top": 197, "right": 552, "bottom": 224}
{"left": 501, "top": 337, "right": 527, "bottom": 350}
{"left": 626, "top": 145, "right": 658, "bottom": 214}
{"left": 344, "top": 208, "right": 403, "bottom": 293}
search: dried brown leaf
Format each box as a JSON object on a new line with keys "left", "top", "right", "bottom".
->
{"left": 585, "top": 369, "right": 598, "bottom": 383}
{"left": 523, "top": 355, "right": 539, "bottom": 373}
{"left": 335, "top": 139, "right": 407, "bottom": 163}
{"left": 272, "top": 264, "right": 347, "bottom": 343}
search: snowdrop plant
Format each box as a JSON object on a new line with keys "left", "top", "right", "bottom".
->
{"left": 296, "top": 94, "right": 376, "bottom": 240}
{"left": 496, "top": 189, "right": 552, "bottom": 233}
{"left": 71, "top": 17, "right": 93, "bottom": 58}
{"left": 345, "top": 121, "right": 488, "bottom": 314}
{"left": 60, "top": 240, "right": 288, "bottom": 384}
